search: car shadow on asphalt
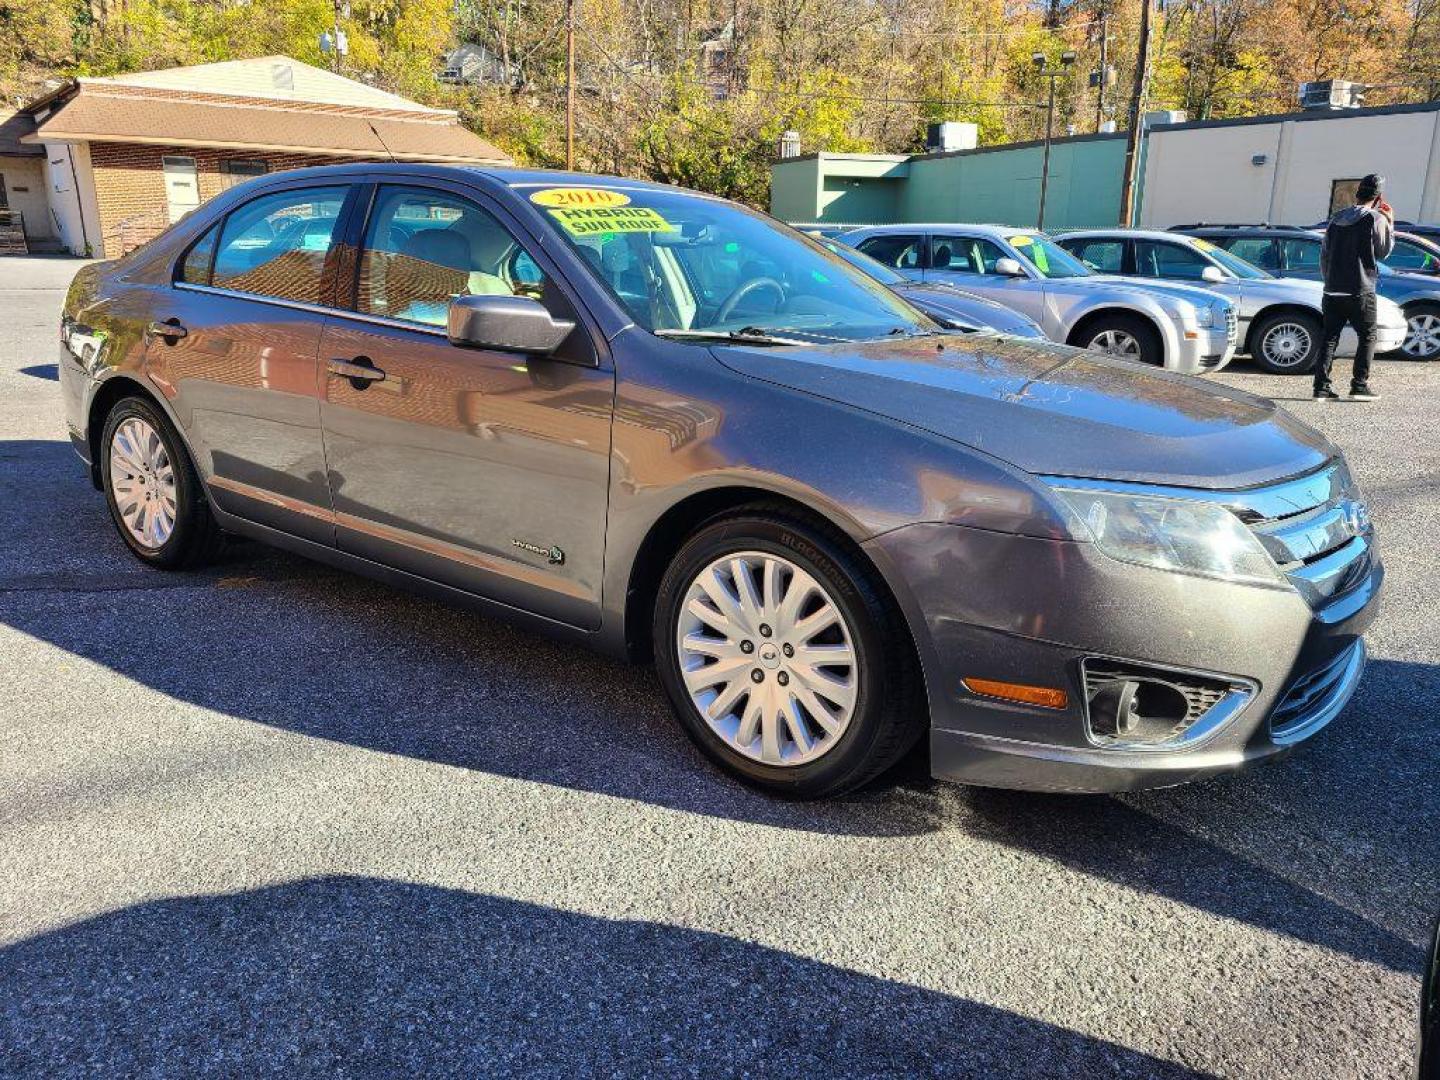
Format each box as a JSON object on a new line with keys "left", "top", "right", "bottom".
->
{"left": 0, "top": 875, "right": 1208, "bottom": 1078}
{"left": 3, "top": 438, "right": 1434, "bottom": 974}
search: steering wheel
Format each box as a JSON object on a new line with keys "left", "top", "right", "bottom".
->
{"left": 716, "top": 276, "right": 785, "bottom": 322}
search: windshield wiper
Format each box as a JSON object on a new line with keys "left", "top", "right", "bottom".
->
{"left": 653, "top": 327, "right": 808, "bottom": 346}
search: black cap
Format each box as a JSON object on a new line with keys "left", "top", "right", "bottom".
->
{"left": 1357, "top": 173, "right": 1384, "bottom": 201}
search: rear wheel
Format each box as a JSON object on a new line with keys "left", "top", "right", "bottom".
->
{"left": 652, "top": 510, "right": 924, "bottom": 798}
{"left": 1250, "top": 310, "right": 1321, "bottom": 374}
{"left": 1076, "top": 314, "right": 1162, "bottom": 367}
{"left": 101, "top": 396, "right": 223, "bottom": 569}
{"left": 1401, "top": 302, "right": 1440, "bottom": 361}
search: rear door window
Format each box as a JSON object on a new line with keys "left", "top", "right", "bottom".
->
{"left": 1279, "top": 237, "right": 1323, "bottom": 274}
{"left": 210, "top": 185, "right": 349, "bottom": 303}
{"left": 854, "top": 234, "right": 923, "bottom": 269}
{"left": 1068, "top": 239, "right": 1125, "bottom": 274}
{"left": 1217, "top": 236, "right": 1280, "bottom": 272}
{"left": 931, "top": 236, "right": 1008, "bottom": 274}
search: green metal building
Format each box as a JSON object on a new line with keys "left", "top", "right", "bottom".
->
{"left": 770, "top": 131, "right": 1130, "bottom": 229}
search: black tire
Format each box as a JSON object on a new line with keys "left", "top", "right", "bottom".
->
{"left": 1074, "top": 313, "right": 1163, "bottom": 367}
{"left": 1249, "top": 309, "right": 1322, "bottom": 374}
{"left": 652, "top": 507, "right": 925, "bottom": 799}
{"left": 100, "top": 396, "right": 224, "bottom": 569}
{"left": 1399, "top": 301, "right": 1440, "bottom": 361}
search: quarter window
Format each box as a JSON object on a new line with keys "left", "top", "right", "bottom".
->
{"left": 1134, "top": 240, "right": 1210, "bottom": 280}
{"left": 180, "top": 224, "right": 219, "bottom": 285}
{"left": 357, "top": 185, "right": 550, "bottom": 327}
{"left": 855, "top": 235, "right": 923, "bottom": 269}
{"left": 210, "top": 186, "right": 348, "bottom": 303}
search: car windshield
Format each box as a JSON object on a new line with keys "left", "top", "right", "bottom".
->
{"left": 1191, "top": 238, "right": 1272, "bottom": 279}
{"left": 1004, "top": 233, "right": 1091, "bottom": 279}
{"left": 523, "top": 184, "right": 934, "bottom": 343}
{"left": 818, "top": 238, "right": 906, "bottom": 286}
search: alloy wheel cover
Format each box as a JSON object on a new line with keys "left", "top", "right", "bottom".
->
{"left": 109, "top": 417, "right": 177, "bottom": 549}
{"left": 676, "top": 551, "right": 859, "bottom": 766}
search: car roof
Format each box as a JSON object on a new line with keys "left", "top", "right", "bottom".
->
{"left": 1054, "top": 228, "right": 1201, "bottom": 242}
{"left": 846, "top": 223, "right": 1042, "bottom": 239}
{"left": 220, "top": 161, "right": 722, "bottom": 200}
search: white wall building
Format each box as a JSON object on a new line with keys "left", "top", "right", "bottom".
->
{"left": 1140, "top": 101, "right": 1440, "bottom": 227}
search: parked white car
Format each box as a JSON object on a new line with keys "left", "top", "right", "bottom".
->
{"left": 841, "top": 224, "right": 1238, "bottom": 374}
{"left": 1055, "top": 229, "right": 1409, "bottom": 374}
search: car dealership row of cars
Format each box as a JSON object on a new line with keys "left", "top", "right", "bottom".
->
{"left": 828, "top": 221, "right": 1440, "bottom": 375}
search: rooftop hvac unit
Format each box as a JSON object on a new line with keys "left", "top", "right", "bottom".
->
{"left": 926, "top": 122, "right": 978, "bottom": 153}
{"left": 1299, "top": 79, "right": 1366, "bottom": 111}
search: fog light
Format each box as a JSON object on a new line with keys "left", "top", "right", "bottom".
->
{"left": 1088, "top": 678, "right": 1190, "bottom": 743}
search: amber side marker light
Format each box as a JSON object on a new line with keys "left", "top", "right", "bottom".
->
{"left": 962, "top": 678, "right": 1069, "bottom": 710}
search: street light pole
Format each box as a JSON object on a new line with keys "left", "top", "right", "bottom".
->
{"left": 565, "top": 0, "right": 576, "bottom": 170}
{"left": 1033, "top": 50, "right": 1076, "bottom": 231}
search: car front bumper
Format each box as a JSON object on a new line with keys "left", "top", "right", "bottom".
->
{"left": 1171, "top": 324, "right": 1235, "bottom": 374}
{"left": 865, "top": 521, "right": 1381, "bottom": 794}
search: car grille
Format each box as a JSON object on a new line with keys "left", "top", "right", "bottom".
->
{"left": 1221, "top": 463, "right": 1374, "bottom": 606}
{"left": 1270, "top": 640, "right": 1365, "bottom": 740}
{"left": 1224, "top": 305, "right": 1239, "bottom": 345}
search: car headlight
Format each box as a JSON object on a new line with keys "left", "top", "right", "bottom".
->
{"left": 1192, "top": 301, "right": 1215, "bottom": 328}
{"left": 1052, "top": 487, "right": 1284, "bottom": 586}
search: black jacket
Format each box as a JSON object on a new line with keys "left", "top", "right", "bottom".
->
{"left": 1320, "top": 205, "right": 1394, "bottom": 295}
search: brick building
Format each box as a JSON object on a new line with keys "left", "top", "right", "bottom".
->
{"left": 12, "top": 56, "right": 512, "bottom": 258}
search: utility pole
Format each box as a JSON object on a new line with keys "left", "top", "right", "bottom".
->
{"left": 1033, "top": 50, "right": 1077, "bottom": 230}
{"left": 1094, "top": 11, "right": 1109, "bottom": 132}
{"left": 565, "top": 0, "right": 576, "bottom": 170}
{"left": 1118, "top": 0, "right": 1153, "bottom": 225}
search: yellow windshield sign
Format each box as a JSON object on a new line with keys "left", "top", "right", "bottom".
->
{"left": 1193, "top": 237, "right": 1219, "bottom": 252}
{"left": 1008, "top": 234, "right": 1035, "bottom": 246}
{"left": 530, "top": 187, "right": 631, "bottom": 209}
{"left": 548, "top": 206, "right": 675, "bottom": 236}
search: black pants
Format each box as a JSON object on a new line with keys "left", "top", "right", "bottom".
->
{"left": 1316, "top": 292, "right": 1376, "bottom": 391}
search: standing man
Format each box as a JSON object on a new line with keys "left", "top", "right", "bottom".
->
{"left": 1315, "top": 172, "right": 1393, "bottom": 401}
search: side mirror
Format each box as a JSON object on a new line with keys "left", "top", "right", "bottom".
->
{"left": 447, "top": 294, "right": 575, "bottom": 355}
{"left": 1201, "top": 265, "right": 1226, "bottom": 283}
{"left": 994, "top": 257, "right": 1025, "bottom": 277}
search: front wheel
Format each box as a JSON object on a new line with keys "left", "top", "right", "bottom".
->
{"left": 1401, "top": 302, "right": 1440, "bottom": 361}
{"left": 652, "top": 511, "right": 924, "bottom": 799}
{"left": 1250, "top": 310, "right": 1321, "bottom": 374}
{"left": 1076, "top": 314, "right": 1162, "bottom": 367}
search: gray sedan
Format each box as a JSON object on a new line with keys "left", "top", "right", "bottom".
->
{"left": 58, "top": 164, "right": 1379, "bottom": 796}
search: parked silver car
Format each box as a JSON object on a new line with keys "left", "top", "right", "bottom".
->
{"left": 841, "top": 224, "right": 1238, "bottom": 373}
{"left": 1056, "top": 228, "right": 1409, "bottom": 373}
{"left": 816, "top": 237, "right": 1047, "bottom": 339}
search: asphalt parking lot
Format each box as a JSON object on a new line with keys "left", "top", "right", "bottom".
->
{"left": 1, "top": 254, "right": 1436, "bottom": 1079}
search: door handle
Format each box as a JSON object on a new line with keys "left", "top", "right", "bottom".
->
{"left": 328, "top": 356, "right": 386, "bottom": 389}
{"left": 146, "top": 319, "right": 187, "bottom": 341}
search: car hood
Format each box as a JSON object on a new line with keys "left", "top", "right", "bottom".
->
{"left": 713, "top": 333, "right": 1333, "bottom": 489}
{"left": 892, "top": 283, "right": 1046, "bottom": 338}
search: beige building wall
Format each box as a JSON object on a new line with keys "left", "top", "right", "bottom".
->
{"left": 1140, "top": 107, "right": 1440, "bottom": 228}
